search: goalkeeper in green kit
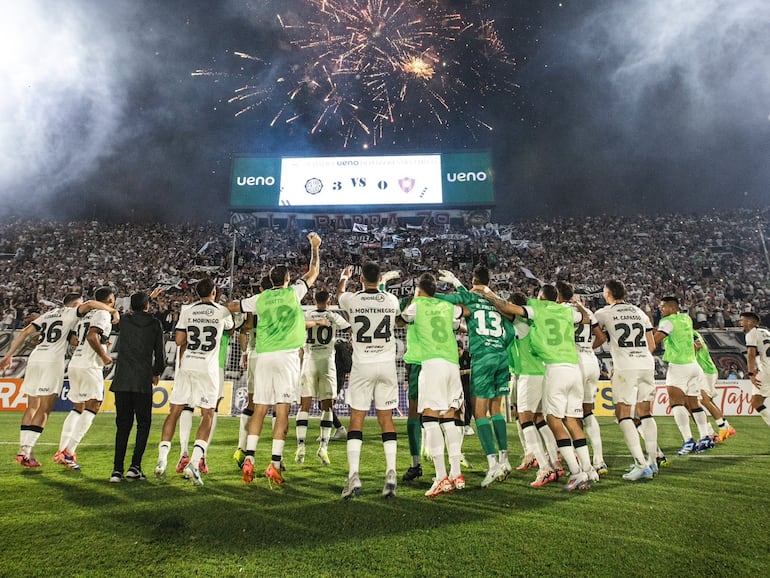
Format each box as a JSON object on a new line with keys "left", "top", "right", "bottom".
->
{"left": 436, "top": 266, "right": 515, "bottom": 488}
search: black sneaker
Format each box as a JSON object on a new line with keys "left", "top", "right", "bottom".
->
{"left": 401, "top": 464, "right": 423, "bottom": 482}
{"left": 125, "top": 466, "right": 147, "bottom": 481}
{"left": 109, "top": 471, "right": 123, "bottom": 483}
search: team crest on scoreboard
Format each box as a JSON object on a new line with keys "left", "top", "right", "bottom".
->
{"left": 398, "top": 177, "right": 416, "bottom": 194}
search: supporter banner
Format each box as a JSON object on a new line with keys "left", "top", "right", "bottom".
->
{"left": 0, "top": 379, "right": 233, "bottom": 416}
{"left": 231, "top": 210, "right": 470, "bottom": 230}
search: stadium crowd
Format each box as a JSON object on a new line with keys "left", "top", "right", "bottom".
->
{"left": 1, "top": 209, "right": 769, "bottom": 330}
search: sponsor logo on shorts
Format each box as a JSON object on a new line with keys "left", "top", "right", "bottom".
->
{"left": 385, "top": 398, "right": 398, "bottom": 407}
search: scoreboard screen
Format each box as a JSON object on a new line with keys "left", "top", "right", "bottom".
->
{"left": 229, "top": 152, "right": 494, "bottom": 209}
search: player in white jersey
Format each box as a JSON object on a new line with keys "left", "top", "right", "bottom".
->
{"left": 337, "top": 261, "right": 402, "bottom": 500}
{"left": 593, "top": 279, "right": 660, "bottom": 480}
{"left": 55, "top": 287, "right": 118, "bottom": 470}
{"left": 556, "top": 282, "right": 607, "bottom": 475}
{"left": 295, "top": 289, "right": 351, "bottom": 466}
{"left": 740, "top": 312, "right": 770, "bottom": 430}
{"left": 0, "top": 293, "right": 117, "bottom": 468}
{"left": 155, "top": 278, "right": 233, "bottom": 485}
{"left": 230, "top": 232, "right": 322, "bottom": 488}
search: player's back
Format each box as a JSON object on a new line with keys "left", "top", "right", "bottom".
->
{"left": 304, "top": 309, "right": 348, "bottom": 359}
{"left": 69, "top": 309, "right": 112, "bottom": 368}
{"left": 29, "top": 306, "right": 79, "bottom": 362}
{"left": 595, "top": 302, "right": 654, "bottom": 371}
{"left": 460, "top": 291, "right": 511, "bottom": 358}
{"left": 747, "top": 326, "right": 770, "bottom": 374}
{"left": 178, "top": 301, "right": 231, "bottom": 374}
{"left": 339, "top": 290, "right": 400, "bottom": 365}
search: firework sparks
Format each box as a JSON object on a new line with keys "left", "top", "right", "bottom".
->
{"left": 193, "top": 0, "right": 516, "bottom": 147}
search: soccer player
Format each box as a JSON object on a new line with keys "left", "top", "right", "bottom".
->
{"left": 593, "top": 280, "right": 659, "bottom": 481}
{"left": 556, "top": 281, "right": 607, "bottom": 476}
{"left": 400, "top": 273, "right": 466, "bottom": 498}
{"left": 652, "top": 296, "right": 714, "bottom": 455}
{"left": 232, "top": 232, "right": 322, "bottom": 487}
{"left": 337, "top": 261, "right": 401, "bottom": 500}
{"left": 56, "top": 287, "right": 119, "bottom": 470}
{"left": 295, "top": 289, "right": 351, "bottom": 466}
{"left": 0, "top": 293, "right": 117, "bottom": 468}
{"left": 694, "top": 330, "right": 736, "bottom": 442}
{"left": 177, "top": 309, "right": 243, "bottom": 477}
{"left": 478, "top": 284, "right": 598, "bottom": 492}
{"left": 436, "top": 267, "right": 514, "bottom": 488}
{"left": 155, "top": 278, "right": 234, "bottom": 485}
{"left": 506, "top": 292, "right": 556, "bottom": 488}
{"left": 740, "top": 312, "right": 770, "bottom": 429}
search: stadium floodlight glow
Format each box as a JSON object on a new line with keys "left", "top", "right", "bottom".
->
{"left": 229, "top": 152, "right": 494, "bottom": 210}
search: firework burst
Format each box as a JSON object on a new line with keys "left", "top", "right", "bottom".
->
{"left": 193, "top": 0, "right": 516, "bottom": 147}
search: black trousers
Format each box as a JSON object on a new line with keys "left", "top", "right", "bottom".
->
{"left": 113, "top": 391, "right": 153, "bottom": 472}
{"left": 462, "top": 379, "right": 472, "bottom": 426}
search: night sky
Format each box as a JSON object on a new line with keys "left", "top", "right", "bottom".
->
{"left": 2, "top": 0, "right": 768, "bottom": 223}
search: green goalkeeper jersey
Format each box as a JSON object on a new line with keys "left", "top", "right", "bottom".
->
{"left": 437, "top": 286, "right": 512, "bottom": 359}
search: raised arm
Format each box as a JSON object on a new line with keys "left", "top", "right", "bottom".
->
{"left": 301, "top": 232, "right": 322, "bottom": 286}
{"left": 337, "top": 265, "right": 353, "bottom": 300}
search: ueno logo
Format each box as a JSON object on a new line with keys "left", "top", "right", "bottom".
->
{"left": 446, "top": 171, "right": 488, "bottom": 183}
{"left": 236, "top": 176, "right": 276, "bottom": 186}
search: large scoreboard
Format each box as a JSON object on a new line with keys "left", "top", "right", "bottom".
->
{"left": 229, "top": 151, "right": 494, "bottom": 210}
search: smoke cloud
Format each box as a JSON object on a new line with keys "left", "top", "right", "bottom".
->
{"left": 556, "top": 0, "right": 770, "bottom": 210}
{"left": 0, "top": 2, "right": 133, "bottom": 213}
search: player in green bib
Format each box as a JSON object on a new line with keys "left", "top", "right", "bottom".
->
{"left": 694, "top": 330, "right": 736, "bottom": 442}
{"left": 653, "top": 296, "right": 714, "bottom": 455}
{"left": 229, "top": 232, "right": 322, "bottom": 487}
{"left": 401, "top": 273, "right": 466, "bottom": 498}
{"left": 507, "top": 291, "right": 562, "bottom": 488}
{"left": 437, "top": 266, "right": 514, "bottom": 488}
{"left": 254, "top": 287, "right": 306, "bottom": 353}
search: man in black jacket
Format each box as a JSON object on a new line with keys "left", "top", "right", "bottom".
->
{"left": 109, "top": 290, "right": 166, "bottom": 482}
